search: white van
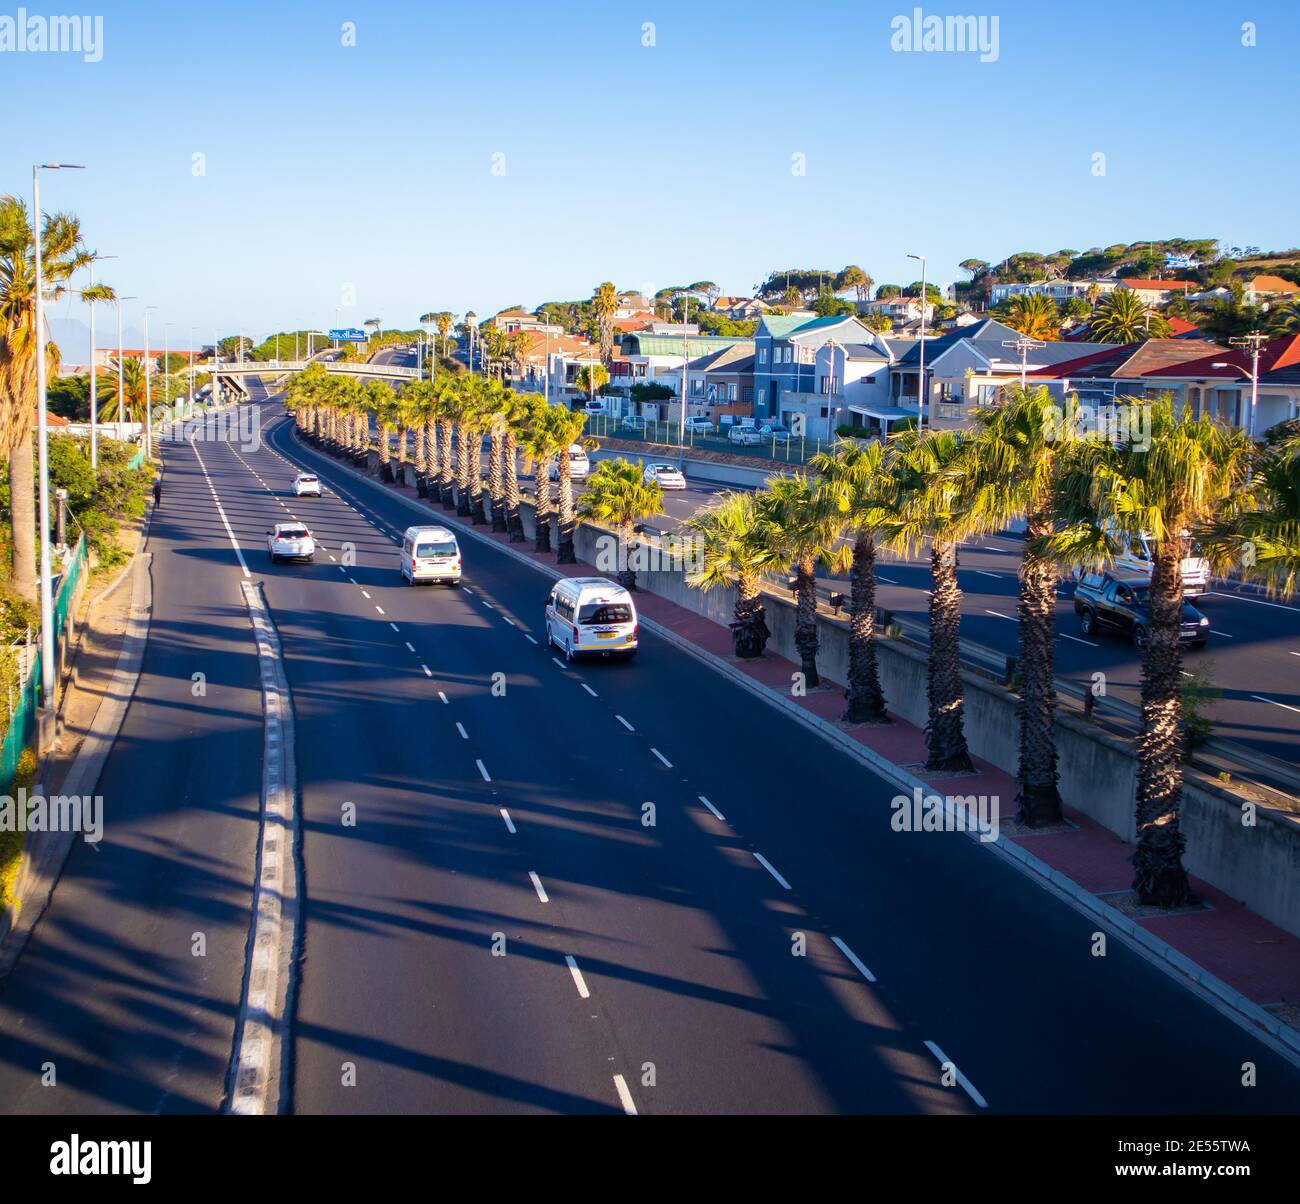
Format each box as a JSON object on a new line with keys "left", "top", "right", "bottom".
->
{"left": 548, "top": 443, "right": 591, "bottom": 482}
{"left": 1108, "top": 525, "right": 1211, "bottom": 598}
{"left": 400, "top": 525, "right": 462, "bottom": 586}
{"left": 545, "top": 577, "right": 638, "bottom": 661}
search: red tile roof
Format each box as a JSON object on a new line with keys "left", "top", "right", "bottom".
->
{"left": 1119, "top": 279, "right": 1195, "bottom": 292}
{"left": 1145, "top": 333, "right": 1300, "bottom": 378}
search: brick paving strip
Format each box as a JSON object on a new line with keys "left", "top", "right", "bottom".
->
{"left": 289, "top": 425, "right": 1300, "bottom": 1062}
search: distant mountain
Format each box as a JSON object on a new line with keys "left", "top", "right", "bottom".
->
{"left": 49, "top": 317, "right": 149, "bottom": 372}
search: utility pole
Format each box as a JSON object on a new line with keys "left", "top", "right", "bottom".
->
{"left": 1003, "top": 335, "right": 1045, "bottom": 390}
{"left": 1228, "top": 331, "right": 1267, "bottom": 438}
{"left": 907, "top": 253, "right": 927, "bottom": 433}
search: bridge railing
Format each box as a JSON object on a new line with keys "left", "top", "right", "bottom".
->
{"left": 209, "top": 359, "right": 417, "bottom": 379}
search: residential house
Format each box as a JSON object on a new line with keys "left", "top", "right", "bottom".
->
{"left": 855, "top": 296, "right": 934, "bottom": 325}
{"left": 1144, "top": 333, "right": 1300, "bottom": 433}
{"left": 989, "top": 279, "right": 1119, "bottom": 306}
{"left": 612, "top": 330, "right": 748, "bottom": 398}
{"left": 1116, "top": 278, "right": 1197, "bottom": 306}
{"left": 752, "top": 314, "right": 888, "bottom": 422}
{"left": 1023, "top": 338, "right": 1224, "bottom": 409}
{"left": 1243, "top": 274, "right": 1300, "bottom": 305}
{"left": 681, "top": 344, "right": 756, "bottom": 424}
{"left": 814, "top": 342, "right": 898, "bottom": 439}
{"left": 710, "top": 296, "right": 772, "bottom": 319}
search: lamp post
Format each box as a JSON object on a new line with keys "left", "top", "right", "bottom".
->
{"left": 113, "top": 295, "right": 136, "bottom": 428}
{"left": 678, "top": 295, "right": 692, "bottom": 449}
{"left": 86, "top": 255, "right": 116, "bottom": 468}
{"left": 1216, "top": 332, "right": 1267, "bottom": 438}
{"left": 189, "top": 327, "right": 196, "bottom": 411}
{"left": 1003, "top": 335, "right": 1045, "bottom": 390}
{"left": 164, "top": 321, "right": 173, "bottom": 426}
{"left": 212, "top": 330, "right": 222, "bottom": 407}
{"left": 907, "top": 253, "right": 927, "bottom": 433}
{"left": 33, "top": 161, "right": 85, "bottom": 724}
{"left": 143, "top": 306, "right": 158, "bottom": 460}
{"left": 465, "top": 311, "right": 478, "bottom": 374}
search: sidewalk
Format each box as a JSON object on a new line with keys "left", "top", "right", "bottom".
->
{"left": 296, "top": 438, "right": 1300, "bottom": 1043}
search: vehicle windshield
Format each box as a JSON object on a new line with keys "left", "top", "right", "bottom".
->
{"left": 298, "top": 475, "right": 317, "bottom": 483}
{"left": 570, "top": 450, "right": 587, "bottom": 460}
{"left": 578, "top": 603, "right": 632, "bottom": 625}
{"left": 416, "top": 541, "right": 456, "bottom": 558}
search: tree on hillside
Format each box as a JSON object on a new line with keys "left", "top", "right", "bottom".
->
{"left": 836, "top": 265, "right": 873, "bottom": 303}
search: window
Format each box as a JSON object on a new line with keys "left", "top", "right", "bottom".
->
{"left": 691, "top": 379, "right": 704, "bottom": 397}
{"left": 415, "top": 541, "right": 457, "bottom": 558}
{"left": 864, "top": 376, "right": 876, "bottom": 384}
{"left": 743, "top": 386, "right": 754, "bottom": 402}
{"left": 579, "top": 603, "right": 633, "bottom": 625}
{"left": 758, "top": 347, "right": 768, "bottom": 365}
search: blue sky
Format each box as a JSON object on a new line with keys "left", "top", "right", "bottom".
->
{"left": 10, "top": 0, "right": 1298, "bottom": 347}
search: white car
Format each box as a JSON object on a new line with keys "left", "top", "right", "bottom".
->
{"left": 267, "top": 522, "right": 315, "bottom": 563}
{"left": 549, "top": 444, "right": 591, "bottom": 482}
{"left": 728, "top": 425, "right": 761, "bottom": 446}
{"left": 292, "top": 472, "right": 322, "bottom": 497}
{"left": 643, "top": 462, "right": 686, "bottom": 490}
{"left": 683, "top": 416, "right": 715, "bottom": 435}
{"left": 583, "top": 400, "right": 608, "bottom": 416}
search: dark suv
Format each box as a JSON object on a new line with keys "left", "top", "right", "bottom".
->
{"left": 1074, "top": 571, "right": 1210, "bottom": 650}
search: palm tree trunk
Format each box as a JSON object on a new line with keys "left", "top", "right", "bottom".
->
{"left": 455, "top": 428, "right": 471, "bottom": 517}
{"left": 845, "top": 531, "right": 888, "bottom": 723}
{"left": 731, "top": 573, "right": 770, "bottom": 659}
{"left": 469, "top": 432, "right": 487, "bottom": 524}
{"left": 794, "top": 556, "right": 820, "bottom": 687}
{"left": 489, "top": 430, "right": 507, "bottom": 533}
{"left": 618, "top": 521, "right": 636, "bottom": 590}
{"left": 438, "top": 420, "right": 455, "bottom": 509}
{"left": 1132, "top": 541, "right": 1196, "bottom": 908}
{"left": 926, "top": 541, "right": 974, "bottom": 773}
{"left": 414, "top": 419, "right": 429, "bottom": 497}
{"left": 1015, "top": 511, "right": 1063, "bottom": 826}
{"left": 504, "top": 430, "right": 525, "bottom": 542}
{"left": 556, "top": 456, "right": 577, "bottom": 563}
{"left": 9, "top": 438, "right": 37, "bottom": 600}
{"left": 396, "top": 423, "right": 409, "bottom": 486}
{"left": 534, "top": 461, "right": 553, "bottom": 552}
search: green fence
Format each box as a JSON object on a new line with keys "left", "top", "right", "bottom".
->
{"left": 0, "top": 534, "right": 88, "bottom": 795}
{"left": 127, "top": 446, "right": 146, "bottom": 471}
{"left": 582, "top": 413, "right": 822, "bottom": 465}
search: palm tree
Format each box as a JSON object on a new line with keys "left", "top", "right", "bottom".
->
{"left": 684, "top": 490, "right": 772, "bottom": 658}
{"left": 98, "top": 356, "right": 147, "bottom": 423}
{"left": 1199, "top": 433, "right": 1300, "bottom": 601}
{"left": 966, "top": 387, "right": 1082, "bottom": 826}
{"left": 430, "top": 374, "right": 458, "bottom": 508}
{"left": 521, "top": 410, "right": 555, "bottom": 553}
{"left": 0, "top": 196, "right": 103, "bottom": 597}
{"left": 811, "top": 440, "right": 892, "bottom": 724}
{"left": 481, "top": 379, "right": 511, "bottom": 533}
{"left": 1046, "top": 397, "right": 1251, "bottom": 907}
{"left": 754, "top": 473, "right": 839, "bottom": 688}
{"left": 370, "top": 382, "right": 398, "bottom": 481}
{"left": 540, "top": 404, "right": 590, "bottom": 563}
{"left": 1000, "top": 292, "right": 1061, "bottom": 341}
{"left": 1266, "top": 300, "right": 1300, "bottom": 336}
{"left": 502, "top": 391, "right": 536, "bottom": 542}
{"left": 592, "top": 281, "right": 618, "bottom": 367}
{"left": 577, "top": 458, "right": 663, "bottom": 590}
{"left": 883, "top": 428, "right": 982, "bottom": 774}
{"left": 1088, "top": 288, "right": 1169, "bottom": 342}
{"left": 459, "top": 377, "right": 490, "bottom": 524}
{"left": 435, "top": 311, "right": 454, "bottom": 361}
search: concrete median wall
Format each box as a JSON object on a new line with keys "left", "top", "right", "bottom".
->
{"left": 494, "top": 486, "right": 1300, "bottom": 937}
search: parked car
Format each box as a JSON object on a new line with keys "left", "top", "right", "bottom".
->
{"left": 549, "top": 443, "right": 591, "bottom": 481}
{"left": 266, "top": 522, "right": 315, "bottom": 564}
{"left": 683, "top": 416, "right": 715, "bottom": 435}
{"left": 643, "top": 463, "right": 686, "bottom": 490}
{"left": 1074, "top": 570, "right": 1209, "bottom": 650}
{"left": 583, "top": 399, "right": 608, "bottom": 416}
{"left": 728, "top": 424, "right": 761, "bottom": 446}
{"left": 400, "top": 524, "right": 461, "bottom": 586}
{"left": 759, "top": 422, "right": 793, "bottom": 443}
{"left": 621, "top": 414, "right": 648, "bottom": 434}
{"left": 545, "top": 577, "right": 638, "bottom": 661}
{"left": 292, "top": 472, "right": 321, "bottom": 497}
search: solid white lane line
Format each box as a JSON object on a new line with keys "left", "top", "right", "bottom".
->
{"left": 581, "top": 683, "right": 598, "bottom": 697}
{"left": 421, "top": 664, "right": 432, "bottom": 677}
{"left": 984, "top": 610, "right": 1013, "bottom": 620}
{"left": 500, "top": 808, "right": 516, "bottom": 834}
{"left": 375, "top": 606, "right": 385, "bottom": 616}
{"left": 190, "top": 439, "right": 251, "bottom": 577}
{"left": 698, "top": 795, "right": 725, "bottom": 821}
{"left": 456, "top": 722, "right": 468, "bottom": 739}
{"left": 973, "top": 570, "right": 1001, "bottom": 579}
{"left": 361, "top": 590, "right": 372, "bottom": 599}
{"left": 831, "top": 935, "right": 878, "bottom": 983}
{"left": 524, "top": 634, "right": 538, "bottom": 644}
{"left": 1207, "top": 591, "right": 1300, "bottom": 613}
{"left": 1252, "top": 694, "right": 1300, "bottom": 715}
{"left": 528, "top": 871, "right": 549, "bottom": 903}
{"left": 923, "top": 1040, "right": 988, "bottom": 1109}
{"left": 877, "top": 576, "right": 898, "bottom": 584}
{"left": 1059, "top": 634, "right": 1099, "bottom": 647}
{"left": 564, "top": 955, "right": 590, "bottom": 999}
{"left": 405, "top": 641, "right": 415, "bottom": 652}
{"left": 476, "top": 759, "right": 491, "bottom": 781}
{"left": 612, "top": 1074, "right": 637, "bottom": 1116}
{"left": 754, "top": 852, "right": 791, "bottom": 890}
{"left": 616, "top": 715, "right": 635, "bottom": 732}
{"left": 651, "top": 748, "right": 673, "bottom": 768}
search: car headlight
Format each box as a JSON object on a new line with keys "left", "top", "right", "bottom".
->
{"left": 1200, "top": 617, "right": 1209, "bottom": 626}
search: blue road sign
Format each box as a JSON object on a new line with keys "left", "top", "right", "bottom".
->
{"left": 329, "top": 328, "right": 368, "bottom": 342}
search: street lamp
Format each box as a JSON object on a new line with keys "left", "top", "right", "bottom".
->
{"left": 1003, "top": 335, "right": 1045, "bottom": 389}
{"left": 465, "top": 311, "right": 478, "bottom": 373}
{"left": 143, "top": 306, "right": 158, "bottom": 460}
{"left": 907, "top": 253, "right": 927, "bottom": 433}
{"left": 1213, "top": 332, "right": 1267, "bottom": 438}
{"left": 33, "top": 161, "right": 84, "bottom": 727}
{"left": 86, "top": 254, "right": 116, "bottom": 469}
{"left": 113, "top": 295, "right": 137, "bottom": 427}
{"left": 189, "top": 327, "right": 197, "bottom": 411}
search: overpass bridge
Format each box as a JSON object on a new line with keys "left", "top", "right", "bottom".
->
{"left": 206, "top": 359, "right": 418, "bottom": 381}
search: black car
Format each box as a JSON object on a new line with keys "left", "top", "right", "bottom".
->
{"left": 1074, "top": 571, "right": 1210, "bottom": 650}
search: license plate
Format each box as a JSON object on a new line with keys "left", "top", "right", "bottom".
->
{"left": 596, "top": 631, "right": 616, "bottom": 639}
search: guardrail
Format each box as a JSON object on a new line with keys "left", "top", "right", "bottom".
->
{"left": 208, "top": 359, "right": 417, "bottom": 379}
